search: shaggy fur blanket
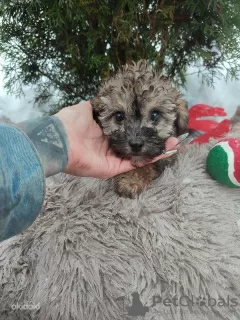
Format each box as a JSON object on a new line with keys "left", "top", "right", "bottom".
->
{"left": 0, "top": 141, "right": 240, "bottom": 320}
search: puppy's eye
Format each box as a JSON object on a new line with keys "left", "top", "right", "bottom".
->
{"left": 150, "top": 110, "right": 160, "bottom": 122}
{"left": 115, "top": 111, "right": 125, "bottom": 123}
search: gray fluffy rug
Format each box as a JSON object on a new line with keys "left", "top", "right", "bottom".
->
{"left": 0, "top": 141, "right": 240, "bottom": 320}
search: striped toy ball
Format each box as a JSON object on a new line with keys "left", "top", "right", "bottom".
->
{"left": 206, "top": 138, "right": 240, "bottom": 188}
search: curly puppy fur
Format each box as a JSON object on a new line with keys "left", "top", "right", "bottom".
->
{"left": 92, "top": 60, "right": 188, "bottom": 198}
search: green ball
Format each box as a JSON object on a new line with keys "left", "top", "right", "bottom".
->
{"left": 206, "top": 139, "right": 240, "bottom": 188}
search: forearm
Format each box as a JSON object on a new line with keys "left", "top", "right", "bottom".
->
{"left": 0, "top": 116, "right": 69, "bottom": 242}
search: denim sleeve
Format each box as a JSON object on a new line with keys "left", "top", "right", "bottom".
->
{"left": 0, "top": 115, "right": 69, "bottom": 242}
{"left": 0, "top": 124, "right": 45, "bottom": 242}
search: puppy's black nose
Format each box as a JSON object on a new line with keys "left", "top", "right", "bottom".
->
{"left": 129, "top": 139, "right": 144, "bottom": 152}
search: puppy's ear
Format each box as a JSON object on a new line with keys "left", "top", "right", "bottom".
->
{"left": 175, "top": 99, "right": 189, "bottom": 135}
{"left": 90, "top": 96, "right": 104, "bottom": 126}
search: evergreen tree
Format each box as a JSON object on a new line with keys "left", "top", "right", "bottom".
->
{"left": 0, "top": 0, "right": 240, "bottom": 109}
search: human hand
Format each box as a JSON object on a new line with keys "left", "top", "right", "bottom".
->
{"left": 55, "top": 101, "right": 179, "bottom": 178}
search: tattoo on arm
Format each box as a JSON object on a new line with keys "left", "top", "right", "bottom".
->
{"left": 17, "top": 116, "right": 69, "bottom": 177}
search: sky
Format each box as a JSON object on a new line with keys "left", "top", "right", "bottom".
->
{"left": 0, "top": 61, "right": 239, "bottom": 122}
{"left": 0, "top": 60, "right": 43, "bottom": 122}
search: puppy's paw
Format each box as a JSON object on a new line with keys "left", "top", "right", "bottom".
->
{"left": 114, "top": 164, "right": 158, "bottom": 198}
{"left": 115, "top": 174, "right": 144, "bottom": 198}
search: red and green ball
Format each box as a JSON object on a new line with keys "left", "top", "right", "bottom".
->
{"left": 206, "top": 138, "right": 240, "bottom": 188}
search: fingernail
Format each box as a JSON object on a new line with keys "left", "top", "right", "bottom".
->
{"left": 177, "top": 132, "right": 189, "bottom": 143}
{"left": 163, "top": 149, "right": 178, "bottom": 155}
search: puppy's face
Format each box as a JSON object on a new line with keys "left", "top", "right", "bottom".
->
{"left": 92, "top": 61, "right": 188, "bottom": 165}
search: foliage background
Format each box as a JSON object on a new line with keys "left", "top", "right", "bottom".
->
{"left": 0, "top": 0, "right": 240, "bottom": 110}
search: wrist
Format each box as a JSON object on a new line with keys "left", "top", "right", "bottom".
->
{"left": 17, "top": 116, "right": 69, "bottom": 177}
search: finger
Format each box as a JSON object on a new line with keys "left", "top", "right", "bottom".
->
{"left": 150, "top": 151, "right": 178, "bottom": 162}
{"left": 108, "top": 158, "right": 135, "bottom": 176}
{"left": 165, "top": 137, "right": 179, "bottom": 151}
{"left": 118, "top": 160, "right": 135, "bottom": 173}
{"left": 113, "top": 150, "right": 176, "bottom": 173}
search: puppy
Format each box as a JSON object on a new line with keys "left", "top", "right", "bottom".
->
{"left": 92, "top": 60, "right": 188, "bottom": 198}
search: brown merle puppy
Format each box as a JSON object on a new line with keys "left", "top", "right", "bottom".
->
{"left": 92, "top": 60, "right": 188, "bottom": 198}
